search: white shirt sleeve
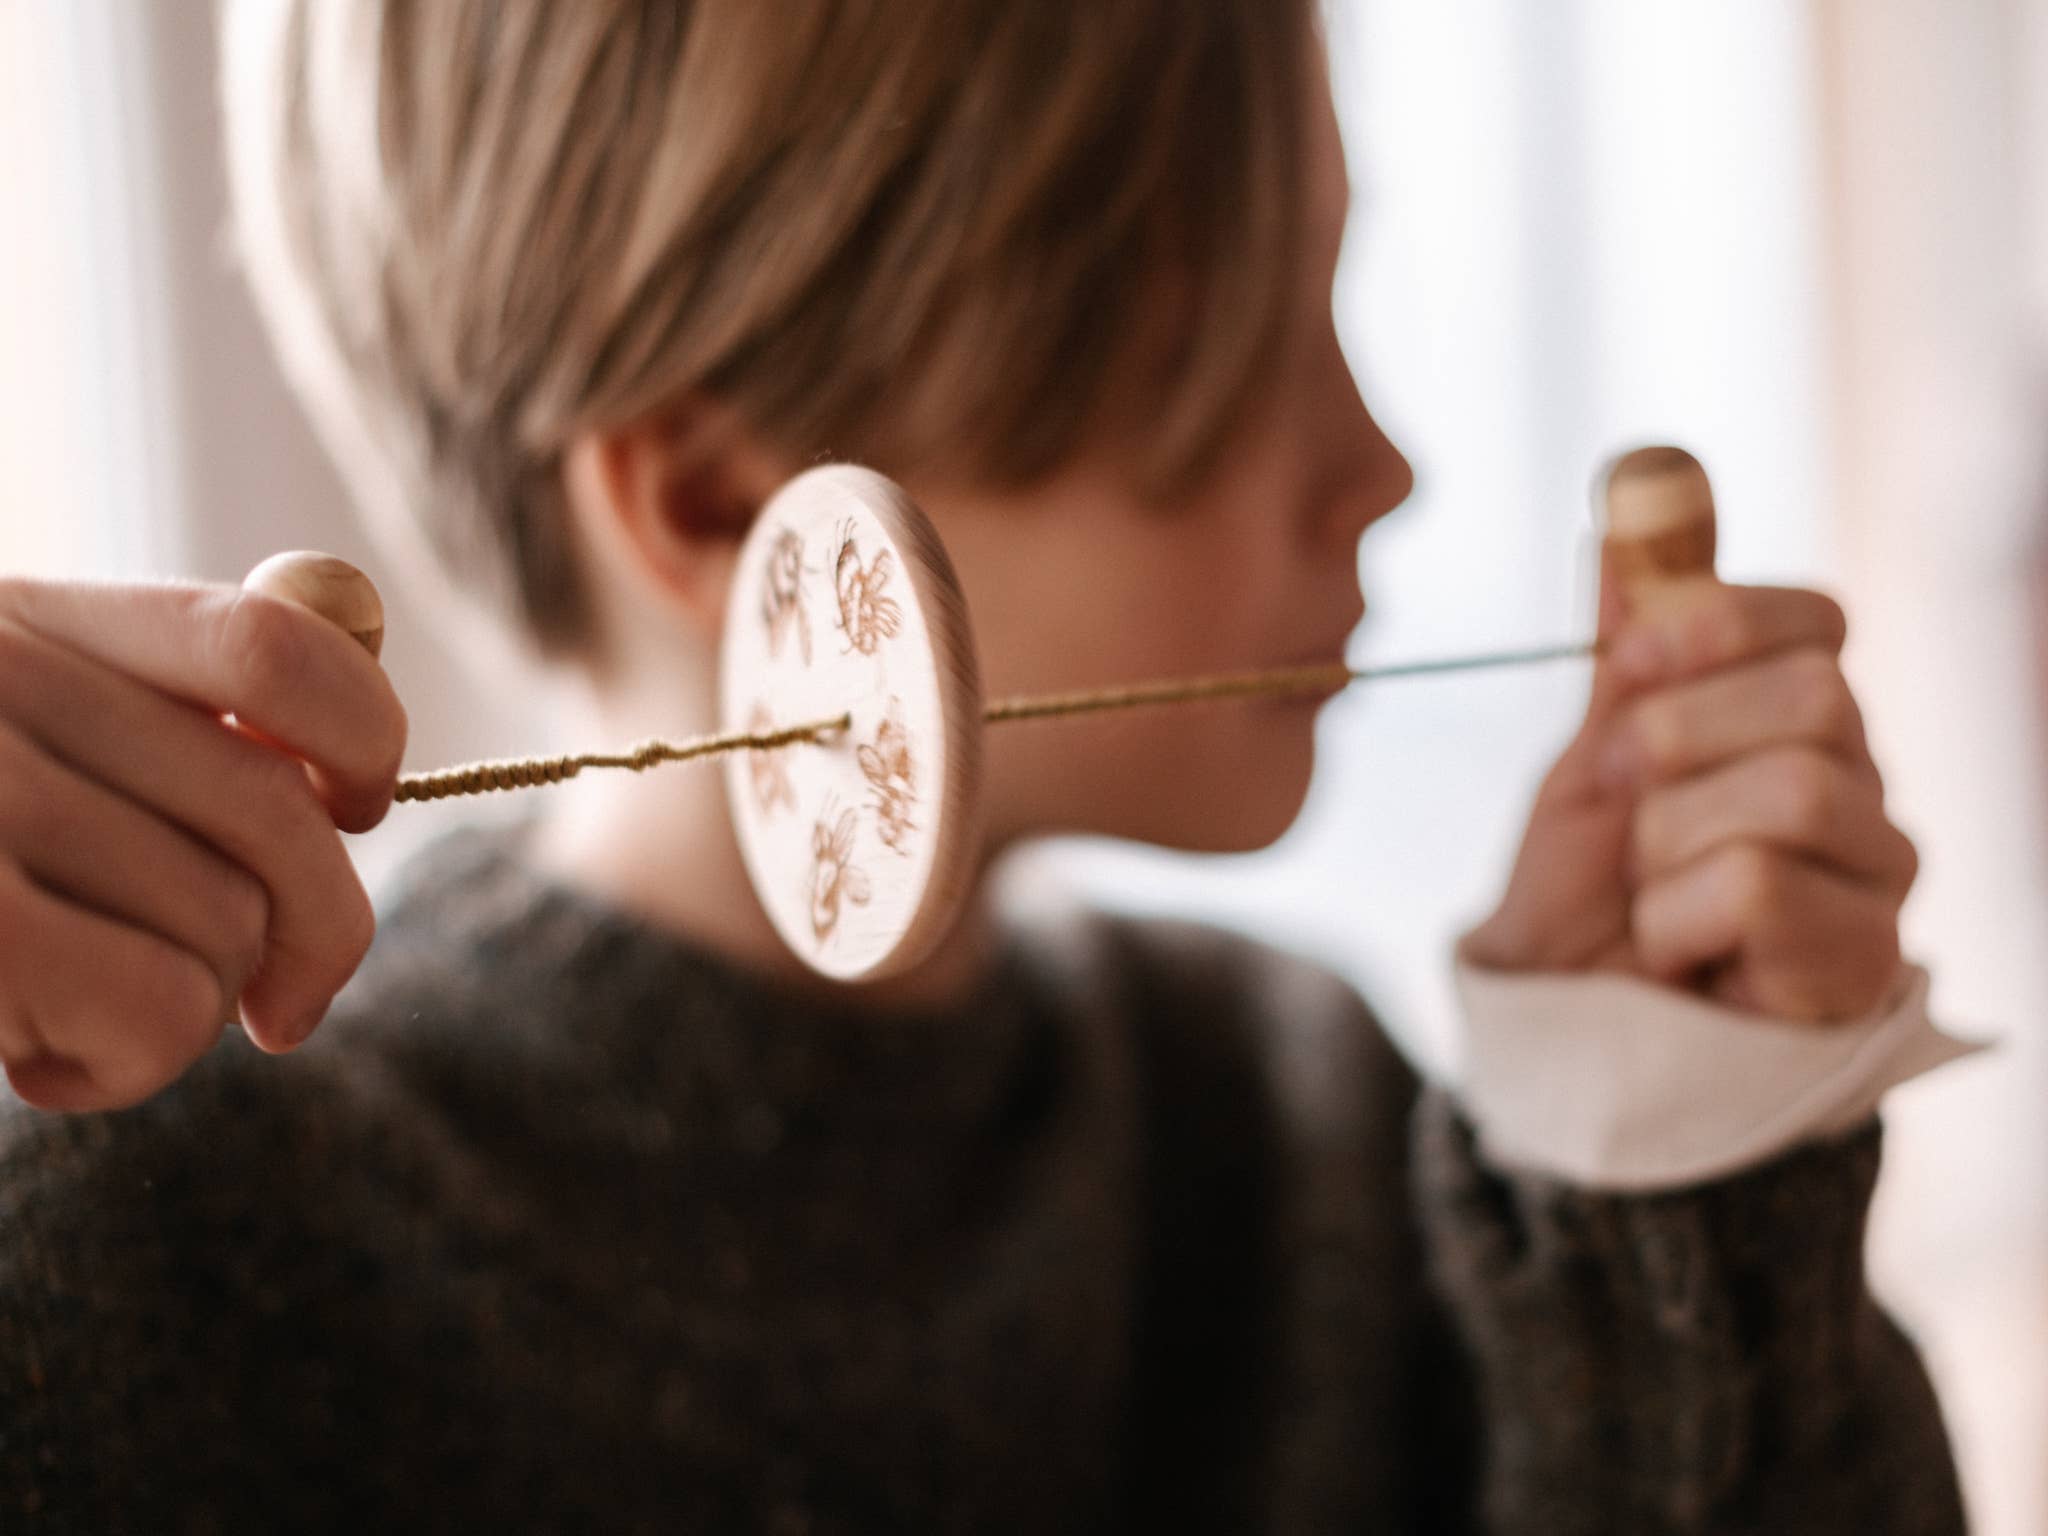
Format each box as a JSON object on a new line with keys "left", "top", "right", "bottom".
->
{"left": 1450, "top": 955, "right": 1987, "bottom": 1192}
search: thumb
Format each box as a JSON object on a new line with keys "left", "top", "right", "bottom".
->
{"left": 1595, "top": 529, "right": 1633, "bottom": 650}
{"left": 1538, "top": 536, "right": 1644, "bottom": 804}
{"left": 1584, "top": 534, "right": 1642, "bottom": 726}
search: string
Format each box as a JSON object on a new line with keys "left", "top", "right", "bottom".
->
{"left": 392, "top": 638, "right": 1600, "bottom": 804}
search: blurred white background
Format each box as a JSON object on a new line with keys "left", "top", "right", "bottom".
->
{"left": 4, "top": 1, "right": 2044, "bottom": 1528}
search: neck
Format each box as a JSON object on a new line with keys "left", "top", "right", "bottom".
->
{"left": 524, "top": 683, "right": 1004, "bottom": 1016}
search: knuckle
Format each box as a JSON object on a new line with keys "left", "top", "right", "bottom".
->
{"left": 1771, "top": 973, "right": 1834, "bottom": 1023}
{"left": 142, "top": 954, "right": 229, "bottom": 1080}
{"left": 1791, "top": 650, "right": 1852, "bottom": 736}
{"left": 215, "top": 589, "right": 313, "bottom": 716}
{"left": 2, "top": 1061, "right": 85, "bottom": 1114}
{"left": 1833, "top": 927, "right": 1904, "bottom": 1019}
{"left": 1771, "top": 749, "right": 1837, "bottom": 839}
{"left": 1632, "top": 884, "right": 1696, "bottom": 981}
{"left": 1895, "top": 829, "right": 1922, "bottom": 894}
{"left": 0, "top": 620, "right": 56, "bottom": 728}
{"left": 94, "top": 1056, "right": 176, "bottom": 1112}
{"left": 1813, "top": 590, "right": 1850, "bottom": 649}
{"left": 219, "top": 870, "right": 273, "bottom": 997}
{"left": 245, "top": 739, "right": 323, "bottom": 837}
{"left": 334, "top": 873, "right": 377, "bottom": 980}
{"left": 1630, "top": 700, "right": 1687, "bottom": 780}
{"left": 0, "top": 856, "right": 43, "bottom": 955}
{"left": 1631, "top": 795, "right": 1666, "bottom": 865}
{"left": 0, "top": 724, "right": 37, "bottom": 830}
{"left": 78, "top": 991, "right": 215, "bottom": 1114}
{"left": 1720, "top": 843, "right": 1784, "bottom": 927}
{"left": 0, "top": 1029, "right": 34, "bottom": 1081}
{"left": 0, "top": 856, "right": 33, "bottom": 941}
{"left": 1689, "top": 590, "right": 1755, "bottom": 664}
{"left": 1632, "top": 791, "right": 1685, "bottom": 873}
{"left": 0, "top": 616, "right": 26, "bottom": 681}
{"left": 93, "top": 1057, "right": 162, "bottom": 1113}
{"left": 285, "top": 859, "right": 377, "bottom": 1009}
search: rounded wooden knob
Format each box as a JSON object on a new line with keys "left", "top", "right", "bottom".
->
{"left": 1597, "top": 445, "right": 1719, "bottom": 618}
{"left": 242, "top": 551, "right": 385, "bottom": 661}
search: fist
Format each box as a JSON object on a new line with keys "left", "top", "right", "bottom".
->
{"left": 0, "top": 575, "right": 405, "bottom": 1111}
{"left": 1465, "top": 554, "right": 1917, "bottom": 1021}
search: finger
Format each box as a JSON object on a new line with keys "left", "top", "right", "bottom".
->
{"left": 1595, "top": 533, "right": 1633, "bottom": 647}
{"left": 0, "top": 859, "right": 226, "bottom": 1111}
{"left": 0, "top": 578, "right": 407, "bottom": 833}
{"left": 0, "top": 620, "right": 376, "bottom": 1051}
{"left": 1604, "top": 646, "right": 1872, "bottom": 790}
{"left": 1633, "top": 844, "right": 1905, "bottom": 1021}
{"left": 0, "top": 721, "right": 272, "bottom": 1011}
{"left": 1535, "top": 541, "right": 1662, "bottom": 806}
{"left": 1632, "top": 745, "right": 1919, "bottom": 896}
{"left": 1609, "top": 583, "right": 1848, "bottom": 686}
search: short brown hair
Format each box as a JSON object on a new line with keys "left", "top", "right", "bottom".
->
{"left": 222, "top": 0, "right": 1313, "bottom": 659}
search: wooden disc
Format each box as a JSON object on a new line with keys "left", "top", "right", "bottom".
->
{"left": 719, "top": 466, "right": 985, "bottom": 981}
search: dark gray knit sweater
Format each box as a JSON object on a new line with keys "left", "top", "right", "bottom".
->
{"left": 0, "top": 822, "right": 1964, "bottom": 1533}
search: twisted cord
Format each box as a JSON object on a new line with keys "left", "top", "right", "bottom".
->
{"left": 393, "top": 715, "right": 854, "bottom": 803}
{"left": 391, "top": 641, "right": 1597, "bottom": 803}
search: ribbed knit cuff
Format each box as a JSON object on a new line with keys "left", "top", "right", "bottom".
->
{"left": 1410, "top": 1091, "right": 1965, "bottom": 1534}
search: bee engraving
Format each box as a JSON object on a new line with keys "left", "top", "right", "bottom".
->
{"left": 809, "top": 800, "right": 871, "bottom": 944}
{"left": 762, "top": 527, "right": 812, "bottom": 665}
{"left": 855, "top": 698, "right": 918, "bottom": 855}
{"left": 832, "top": 521, "right": 903, "bottom": 656}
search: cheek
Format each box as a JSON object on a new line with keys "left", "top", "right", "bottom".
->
{"left": 937, "top": 488, "right": 1290, "bottom": 708}
{"left": 1107, "top": 516, "right": 1293, "bottom": 666}
{"left": 961, "top": 539, "right": 1216, "bottom": 695}
{"left": 1154, "top": 547, "right": 1290, "bottom": 670}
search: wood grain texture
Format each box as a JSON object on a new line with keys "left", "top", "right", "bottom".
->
{"left": 242, "top": 550, "right": 386, "bottom": 660}
{"left": 718, "top": 466, "right": 985, "bottom": 981}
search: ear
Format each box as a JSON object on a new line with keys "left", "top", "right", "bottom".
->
{"left": 563, "top": 399, "right": 795, "bottom": 643}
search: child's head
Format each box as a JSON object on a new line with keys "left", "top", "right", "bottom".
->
{"left": 224, "top": 0, "right": 1412, "bottom": 855}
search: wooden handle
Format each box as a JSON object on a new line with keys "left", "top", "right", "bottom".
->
{"left": 241, "top": 551, "right": 386, "bottom": 661}
{"left": 1597, "top": 445, "right": 1719, "bottom": 620}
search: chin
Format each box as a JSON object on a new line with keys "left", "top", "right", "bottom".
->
{"left": 1182, "top": 794, "right": 1307, "bottom": 853}
{"left": 1124, "top": 755, "right": 1316, "bottom": 854}
{"left": 1031, "top": 710, "right": 1318, "bottom": 852}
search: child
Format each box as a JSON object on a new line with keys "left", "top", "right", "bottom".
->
{"left": 0, "top": 0, "right": 1968, "bottom": 1528}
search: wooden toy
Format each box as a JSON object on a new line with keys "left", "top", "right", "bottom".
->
{"left": 715, "top": 466, "right": 984, "bottom": 979}
{"left": 1597, "top": 445, "right": 1720, "bottom": 617}
{"left": 242, "top": 448, "right": 1722, "bottom": 978}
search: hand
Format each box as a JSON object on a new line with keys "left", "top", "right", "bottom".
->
{"left": 1463, "top": 548, "right": 1917, "bottom": 1021}
{"left": 0, "top": 577, "right": 406, "bottom": 1111}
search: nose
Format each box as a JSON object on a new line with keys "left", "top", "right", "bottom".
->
{"left": 1350, "top": 400, "right": 1415, "bottom": 530}
{"left": 1310, "top": 331, "right": 1414, "bottom": 547}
